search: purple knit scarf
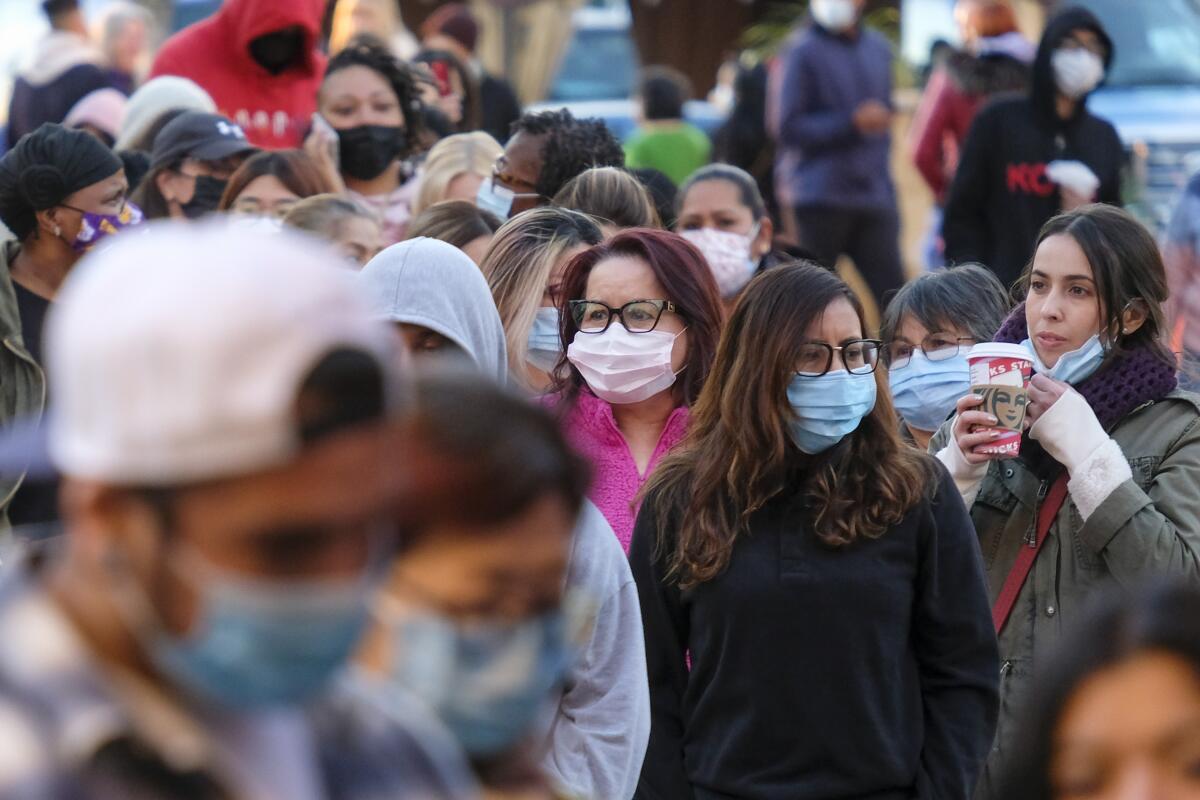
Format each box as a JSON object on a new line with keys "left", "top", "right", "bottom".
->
{"left": 993, "top": 303, "right": 1178, "bottom": 431}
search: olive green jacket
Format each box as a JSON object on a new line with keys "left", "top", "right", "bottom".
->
{"left": 933, "top": 390, "right": 1200, "bottom": 799}
{"left": 0, "top": 241, "right": 47, "bottom": 534}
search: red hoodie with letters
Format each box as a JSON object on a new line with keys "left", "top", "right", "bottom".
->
{"left": 148, "top": 0, "right": 326, "bottom": 149}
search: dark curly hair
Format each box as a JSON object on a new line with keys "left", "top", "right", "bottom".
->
{"left": 323, "top": 37, "right": 426, "bottom": 158}
{"left": 511, "top": 109, "right": 624, "bottom": 199}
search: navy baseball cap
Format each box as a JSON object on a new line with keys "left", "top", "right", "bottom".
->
{"left": 149, "top": 111, "right": 257, "bottom": 169}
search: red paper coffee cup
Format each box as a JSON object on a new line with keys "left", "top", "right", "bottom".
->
{"left": 966, "top": 343, "right": 1034, "bottom": 457}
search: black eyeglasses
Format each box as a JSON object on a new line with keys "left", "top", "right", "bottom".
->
{"left": 795, "top": 339, "right": 882, "bottom": 377}
{"left": 570, "top": 299, "right": 677, "bottom": 334}
{"left": 884, "top": 334, "right": 975, "bottom": 370}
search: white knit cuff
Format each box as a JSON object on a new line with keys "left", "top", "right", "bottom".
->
{"left": 1066, "top": 438, "right": 1133, "bottom": 521}
{"left": 1029, "top": 389, "right": 1109, "bottom": 472}
{"left": 936, "top": 436, "right": 988, "bottom": 506}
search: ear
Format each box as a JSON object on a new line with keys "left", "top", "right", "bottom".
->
{"left": 61, "top": 480, "right": 165, "bottom": 571}
{"left": 753, "top": 216, "right": 774, "bottom": 259}
{"left": 1120, "top": 299, "right": 1149, "bottom": 338}
{"left": 155, "top": 169, "right": 176, "bottom": 203}
{"left": 34, "top": 207, "right": 63, "bottom": 238}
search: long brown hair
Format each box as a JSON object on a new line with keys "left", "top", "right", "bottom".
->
{"left": 644, "top": 262, "right": 939, "bottom": 589}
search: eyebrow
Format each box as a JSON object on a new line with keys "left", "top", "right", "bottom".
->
{"left": 1032, "top": 270, "right": 1095, "bottom": 283}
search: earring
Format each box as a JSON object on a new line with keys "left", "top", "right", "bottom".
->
{"left": 53, "top": 225, "right": 61, "bottom": 237}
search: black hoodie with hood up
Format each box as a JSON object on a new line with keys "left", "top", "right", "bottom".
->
{"left": 942, "top": 7, "right": 1125, "bottom": 287}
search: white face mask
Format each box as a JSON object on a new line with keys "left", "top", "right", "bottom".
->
{"left": 1052, "top": 48, "right": 1105, "bottom": 100}
{"left": 811, "top": 0, "right": 858, "bottom": 32}
{"left": 681, "top": 225, "right": 760, "bottom": 298}
{"left": 566, "top": 324, "right": 685, "bottom": 405}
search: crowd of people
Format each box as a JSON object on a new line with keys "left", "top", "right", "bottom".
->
{"left": 1, "top": 0, "right": 1200, "bottom": 798}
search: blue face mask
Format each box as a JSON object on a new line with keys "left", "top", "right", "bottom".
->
{"left": 1020, "top": 334, "right": 1106, "bottom": 385}
{"left": 123, "top": 546, "right": 378, "bottom": 709}
{"left": 386, "top": 609, "right": 573, "bottom": 756}
{"left": 888, "top": 350, "right": 971, "bottom": 434}
{"left": 476, "top": 178, "right": 515, "bottom": 221}
{"left": 526, "top": 306, "right": 562, "bottom": 372}
{"left": 787, "top": 369, "right": 877, "bottom": 454}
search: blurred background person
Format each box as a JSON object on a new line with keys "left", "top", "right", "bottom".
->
{"left": 774, "top": 0, "right": 904, "bottom": 313}
{"left": 93, "top": 1, "right": 154, "bottom": 95}
{"left": 218, "top": 149, "right": 335, "bottom": 220}
{"left": 328, "top": 0, "right": 420, "bottom": 61}
{"left": 478, "top": 109, "right": 625, "bottom": 223}
{"left": 483, "top": 208, "right": 603, "bottom": 393}
{"left": 412, "top": 131, "right": 503, "bottom": 218}
{"left": 149, "top": 0, "right": 326, "bottom": 149}
{"left": 6, "top": 0, "right": 117, "bottom": 147}
{"left": 549, "top": 229, "right": 724, "bottom": 551}
{"left": 132, "top": 111, "right": 257, "bottom": 221}
{"left": 998, "top": 581, "right": 1200, "bottom": 800}
{"left": 420, "top": 2, "right": 522, "bottom": 145}
{"left": 1166, "top": 170, "right": 1200, "bottom": 388}
{"left": 908, "top": 0, "right": 1032, "bottom": 269}
{"left": 676, "top": 164, "right": 777, "bottom": 302}
{"left": 412, "top": 49, "right": 481, "bottom": 136}
{"left": 114, "top": 76, "right": 216, "bottom": 153}
{"left": 62, "top": 88, "right": 128, "bottom": 149}
{"left": 358, "top": 237, "right": 508, "bottom": 383}
{"left": 633, "top": 262, "right": 997, "bottom": 799}
{"left": 942, "top": 8, "right": 1123, "bottom": 288}
{"left": 710, "top": 60, "right": 778, "bottom": 228}
{"left": 284, "top": 193, "right": 383, "bottom": 268}
{"left": 404, "top": 200, "right": 500, "bottom": 265}
{"left": 552, "top": 167, "right": 661, "bottom": 237}
{"left": 880, "top": 264, "right": 1012, "bottom": 449}
{"left": 309, "top": 41, "right": 426, "bottom": 245}
{"left": 623, "top": 66, "right": 711, "bottom": 187}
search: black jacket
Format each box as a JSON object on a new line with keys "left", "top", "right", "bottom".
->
{"left": 630, "top": 462, "right": 999, "bottom": 800}
{"left": 480, "top": 72, "right": 521, "bottom": 144}
{"left": 942, "top": 7, "right": 1125, "bottom": 287}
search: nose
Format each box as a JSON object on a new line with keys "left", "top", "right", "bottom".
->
{"left": 1113, "top": 761, "right": 1161, "bottom": 800}
{"left": 1039, "top": 288, "right": 1066, "bottom": 322}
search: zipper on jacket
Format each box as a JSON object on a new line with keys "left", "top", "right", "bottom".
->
{"left": 1027, "top": 480, "right": 1049, "bottom": 548}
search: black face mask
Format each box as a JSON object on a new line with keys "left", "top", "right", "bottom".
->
{"left": 181, "top": 175, "right": 228, "bottom": 219}
{"left": 249, "top": 28, "right": 305, "bottom": 75}
{"left": 337, "top": 125, "right": 407, "bottom": 182}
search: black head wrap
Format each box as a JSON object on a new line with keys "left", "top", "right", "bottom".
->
{"left": 0, "top": 123, "right": 123, "bottom": 241}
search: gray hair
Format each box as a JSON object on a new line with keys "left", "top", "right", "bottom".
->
{"left": 880, "top": 264, "right": 1013, "bottom": 345}
{"left": 96, "top": 2, "right": 153, "bottom": 53}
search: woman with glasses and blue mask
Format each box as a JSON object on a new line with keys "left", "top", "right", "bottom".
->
{"left": 881, "top": 264, "right": 1012, "bottom": 450}
{"left": 548, "top": 228, "right": 725, "bottom": 552}
{"left": 932, "top": 205, "right": 1200, "bottom": 800}
{"left": 482, "top": 208, "right": 602, "bottom": 393}
{"left": 631, "top": 261, "right": 998, "bottom": 799}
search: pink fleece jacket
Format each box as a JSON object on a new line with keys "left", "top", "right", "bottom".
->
{"left": 549, "top": 391, "right": 689, "bottom": 553}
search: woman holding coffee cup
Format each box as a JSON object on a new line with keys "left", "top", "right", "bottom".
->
{"left": 932, "top": 204, "right": 1200, "bottom": 800}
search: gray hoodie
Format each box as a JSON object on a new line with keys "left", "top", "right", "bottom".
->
{"left": 357, "top": 238, "right": 509, "bottom": 385}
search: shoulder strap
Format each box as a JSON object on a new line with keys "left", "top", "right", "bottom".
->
{"left": 992, "top": 473, "right": 1070, "bottom": 633}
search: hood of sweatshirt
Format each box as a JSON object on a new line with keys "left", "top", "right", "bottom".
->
{"left": 356, "top": 238, "right": 510, "bottom": 385}
{"left": 1030, "top": 6, "right": 1114, "bottom": 129}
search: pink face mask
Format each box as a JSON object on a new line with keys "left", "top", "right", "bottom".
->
{"left": 566, "top": 324, "right": 686, "bottom": 405}
{"left": 680, "top": 225, "right": 760, "bottom": 297}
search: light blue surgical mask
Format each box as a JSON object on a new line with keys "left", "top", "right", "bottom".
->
{"left": 787, "top": 369, "right": 877, "bottom": 454}
{"left": 526, "top": 306, "right": 562, "bottom": 372}
{"left": 888, "top": 349, "right": 971, "bottom": 434}
{"left": 1020, "top": 334, "right": 1106, "bottom": 385}
{"left": 116, "top": 545, "right": 378, "bottom": 709}
{"left": 385, "top": 608, "right": 574, "bottom": 756}
{"left": 476, "top": 178, "right": 515, "bottom": 221}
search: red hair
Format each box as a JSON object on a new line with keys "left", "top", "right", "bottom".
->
{"left": 553, "top": 227, "right": 725, "bottom": 407}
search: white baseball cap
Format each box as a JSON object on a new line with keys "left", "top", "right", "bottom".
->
{"left": 17, "top": 221, "right": 398, "bottom": 486}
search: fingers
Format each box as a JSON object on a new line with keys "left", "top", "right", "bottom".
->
{"left": 956, "top": 393, "right": 985, "bottom": 415}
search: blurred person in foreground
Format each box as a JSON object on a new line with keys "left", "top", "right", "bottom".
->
{"left": 477, "top": 110, "right": 625, "bottom": 223}
{"left": 6, "top": 0, "right": 119, "bottom": 147}
{"left": 148, "top": 0, "right": 328, "bottom": 148}
{"left": 942, "top": 7, "right": 1124, "bottom": 287}
{"left": 774, "top": 0, "right": 904, "bottom": 312}
{"left": 0, "top": 222, "right": 478, "bottom": 798}
{"left": 420, "top": 3, "right": 523, "bottom": 145}
{"left": 998, "top": 581, "right": 1200, "bottom": 800}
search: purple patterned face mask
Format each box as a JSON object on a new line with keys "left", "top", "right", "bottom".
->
{"left": 64, "top": 201, "right": 145, "bottom": 253}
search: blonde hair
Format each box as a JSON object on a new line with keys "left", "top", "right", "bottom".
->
{"left": 551, "top": 166, "right": 661, "bottom": 230}
{"left": 412, "top": 131, "right": 504, "bottom": 216}
{"left": 482, "top": 208, "right": 603, "bottom": 387}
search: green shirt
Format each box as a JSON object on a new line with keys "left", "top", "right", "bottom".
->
{"left": 623, "top": 122, "right": 712, "bottom": 186}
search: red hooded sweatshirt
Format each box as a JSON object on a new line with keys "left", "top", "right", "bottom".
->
{"left": 148, "top": 0, "right": 326, "bottom": 149}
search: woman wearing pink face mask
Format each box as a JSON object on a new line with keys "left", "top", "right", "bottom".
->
{"left": 676, "top": 164, "right": 777, "bottom": 302}
{"left": 547, "top": 229, "right": 725, "bottom": 551}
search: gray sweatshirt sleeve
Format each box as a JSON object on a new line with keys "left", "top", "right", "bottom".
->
{"left": 540, "top": 503, "right": 651, "bottom": 800}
